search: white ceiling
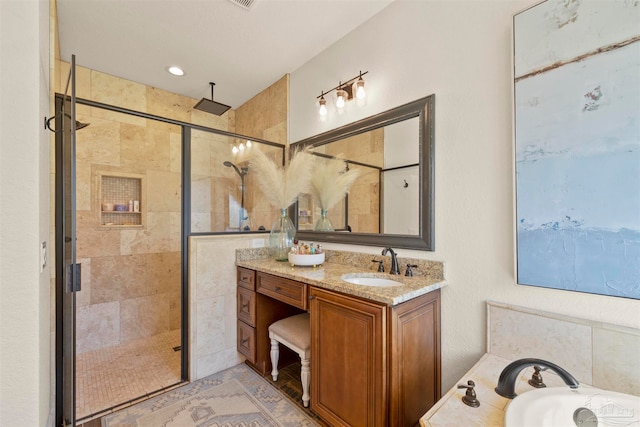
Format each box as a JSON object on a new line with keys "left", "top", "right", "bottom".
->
{"left": 57, "top": 0, "right": 394, "bottom": 109}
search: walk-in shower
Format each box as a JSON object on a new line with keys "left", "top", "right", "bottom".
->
{"left": 224, "top": 161, "right": 249, "bottom": 230}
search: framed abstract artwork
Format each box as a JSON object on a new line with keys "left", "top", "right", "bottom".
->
{"left": 513, "top": 0, "right": 640, "bottom": 299}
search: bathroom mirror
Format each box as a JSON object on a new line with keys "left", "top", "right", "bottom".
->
{"left": 290, "top": 95, "right": 435, "bottom": 250}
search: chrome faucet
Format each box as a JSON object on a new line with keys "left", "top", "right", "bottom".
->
{"left": 495, "top": 358, "right": 579, "bottom": 399}
{"left": 381, "top": 247, "right": 400, "bottom": 275}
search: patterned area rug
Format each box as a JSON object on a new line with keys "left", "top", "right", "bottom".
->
{"left": 102, "top": 364, "right": 319, "bottom": 427}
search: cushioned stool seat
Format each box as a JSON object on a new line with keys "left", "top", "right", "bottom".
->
{"left": 268, "top": 312, "right": 311, "bottom": 407}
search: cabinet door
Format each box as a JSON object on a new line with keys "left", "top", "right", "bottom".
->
{"left": 389, "top": 289, "right": 441, "bottom": 427}
{"left": 310, "top": 287, "right": 386, "bottom": 427}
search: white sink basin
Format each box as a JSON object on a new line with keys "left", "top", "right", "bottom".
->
{"left": 341, "top": 274, "right": 404, "bottom": 287}
{"left": 505, "top": 386, "right": 640, "bottom": 427}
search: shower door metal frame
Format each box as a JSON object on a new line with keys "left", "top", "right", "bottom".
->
{"left": 55, "top": 54, "right": 80, "bottom": 427}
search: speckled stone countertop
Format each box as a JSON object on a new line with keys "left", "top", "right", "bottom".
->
{"left": 236, "top": 248, "right": 446, "bottom": 306}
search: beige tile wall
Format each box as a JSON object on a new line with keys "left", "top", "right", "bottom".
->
{"left": 189, "top": 235, "right": 266, "bottom": 380}
{"left": 56, "top": 60, "right": 237, "bottom": 353}
{"left": 235, "top": 75, "right": 289, "bottom": 230}
{"left": 487, "top": 301, "right": 640, "bottom": 396}
{"left": 55, "top": 60, "right": 288, "bottom": 365}
{"left": 75, "top": 117, "right": 182, "bottom": 351}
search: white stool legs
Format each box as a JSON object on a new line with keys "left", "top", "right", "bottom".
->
{"left": 270, "top": 338, "right": 280, "bottom": 381}
{"left": 300, "top": 357, "right": 310, "bottom": 407}
{"left": 268, "top": 313, "right": 311, "bottom": 408}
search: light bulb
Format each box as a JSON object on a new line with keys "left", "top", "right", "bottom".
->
{"left": 238, "top": 143, "right": 245, "bottom": 152}
{"left": 355, "top": 80, "right": 366, "bottom": 99}
{"left": 246, "top": 140, "right": 252, "bottom": 148}
{"left": 318, "top": 94, "right": 328, "bottom": 116}
{"left": 336, "top": 87, "right": 347, "bottom": 109}
{"left": 336, "top": 92, "right": 346, "bottom": 109}
{"left": 232, "top": 146, "right": 238, "bottom": 154}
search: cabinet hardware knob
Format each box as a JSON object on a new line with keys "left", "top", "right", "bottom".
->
{"left": 309, "top": 295, "right": 315, "bottom": 300}
{"left": 241, "top": 303, "right": 249, "bottom": 310}
{"left": 275, "top": 286, "right": 281, "bottom": 291}
{"left": 241, "top": 338, "right": 249, "bottom": 345}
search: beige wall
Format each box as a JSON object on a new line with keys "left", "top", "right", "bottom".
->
{"left": 0, "top": 0, "right": 52, "bottom": 425}
{"left": 289, "top": 0, "right": 640, "bottom": 393}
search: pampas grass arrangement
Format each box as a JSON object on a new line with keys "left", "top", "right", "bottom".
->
{"left": 250, "top": 147, "right": 314, "bottom": 210}
{"left": 309, "top": 155, "right": 360, "bottom": 231}
{"left": 250, "top": 147, "right": 314, "bottom": 260}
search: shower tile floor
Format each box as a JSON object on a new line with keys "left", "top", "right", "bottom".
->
{"left": 75, "top": 329, "right": 182, "bottom": 422}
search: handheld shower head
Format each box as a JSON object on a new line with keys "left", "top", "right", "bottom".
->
{"left": 224, "top": 161, "right": 248, "bottom": 177}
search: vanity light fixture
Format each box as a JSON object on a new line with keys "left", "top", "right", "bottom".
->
{"left": 317, "top": 70, "right": 368, "bottom": 116}
{"left": 167, "top": 66, "right": 185, "bottom": 76}
{"left": 231, "top": 139, "right": 253, "bottom": 155}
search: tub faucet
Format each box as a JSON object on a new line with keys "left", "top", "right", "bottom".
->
{"left": 495, "top": 358, "right": 579, "bottom": 399}
{"left": 381, "top": 247, "right": 400, "bottom": 275}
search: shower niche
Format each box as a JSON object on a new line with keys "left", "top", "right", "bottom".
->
{"left": 97, "top": 172, "right": 146, "bottom": 228}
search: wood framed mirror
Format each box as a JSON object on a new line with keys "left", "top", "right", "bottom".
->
{"left": 290, "top": 94, "right": 435, "bottom": 250}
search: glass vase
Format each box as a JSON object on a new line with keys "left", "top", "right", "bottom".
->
{"left": 269, "top": 209, "right": 296, "bottom": 261}
{"left": 314, "top": 209, "right": 334, "bottom": 231}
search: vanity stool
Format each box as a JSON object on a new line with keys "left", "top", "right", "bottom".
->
{"left": 268, "top": 312, "right": 311, "bottom": 407}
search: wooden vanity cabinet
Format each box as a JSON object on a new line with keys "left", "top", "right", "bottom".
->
{"left": 236, "top": 268, "right": 257, "bottom": 363}
{"left": 236, "top": 268, "right": 305, "bottom": 376}
{"left": 309, "top": 286, "right": 441, "bottom": 427}
{"left": 236, "top": 266, "right": 441, "bottom": 426}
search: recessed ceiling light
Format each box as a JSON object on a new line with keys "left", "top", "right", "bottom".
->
{"left": 167, "top": 66, "right": 185, "bottom": 76}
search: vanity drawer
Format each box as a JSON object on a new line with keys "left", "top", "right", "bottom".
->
{"left": 257, "top": 272, "right": 307, "bottom": 310}
{"left": 237, "top": 320, "right": 256, "bottom": 364}
{"left": 237, "top": 267, "right": 256, "bottom": 290}
{"left": 237, "top": 287, "right": 256, "bottom": 326}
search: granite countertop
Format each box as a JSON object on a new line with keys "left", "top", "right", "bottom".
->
{"left": 236, "top": 248, "right": 446, "bottom": 306}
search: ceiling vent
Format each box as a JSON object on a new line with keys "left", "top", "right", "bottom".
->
{"left": 228, "top": 0, "right": 256, "bottom": 10}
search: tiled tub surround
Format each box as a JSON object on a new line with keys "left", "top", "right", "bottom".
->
{"left": 235, "top": 248, "right": 446, "bottom": 305}
{"left": 420, "top": 302, "right": 640, "bottom": 425}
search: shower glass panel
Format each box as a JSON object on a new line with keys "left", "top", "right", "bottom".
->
{"left": 190, "top": 130, "right": 284, "bottom": 233}
{"left": 72, "top": 102, "right": 183, "bottom": 421}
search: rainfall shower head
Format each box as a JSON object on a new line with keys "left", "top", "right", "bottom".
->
{"left": 194, "top": 82, "right": 231, "bottom": 116}
{"left": 224, "top": 161, "right": 248, "bottom": 177}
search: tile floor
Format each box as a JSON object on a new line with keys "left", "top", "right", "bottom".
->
{"left": 268, "top": 361, "right": 327, "bottom": 426}
{"left": 75, "top": 329, "right": 182, "bottom": 423}
{"left": 78, "top": 360, "right": 327, "bottom": 427}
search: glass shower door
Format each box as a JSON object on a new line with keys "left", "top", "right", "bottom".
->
{"left": 56, "top": 54, "right": 80, "bottom": 427}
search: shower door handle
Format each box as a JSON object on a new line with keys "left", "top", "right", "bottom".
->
{"left": 65, "top": 263, "right": 82, "bottom": 293}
